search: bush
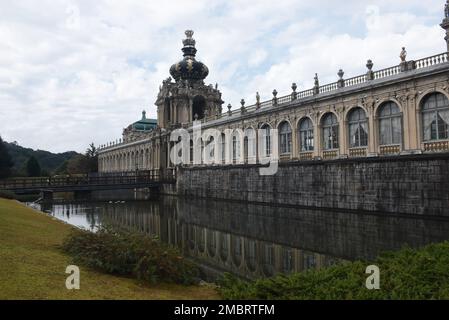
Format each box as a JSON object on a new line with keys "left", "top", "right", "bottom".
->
{"left": 62, "top": 226, "right": 199, "bottom": 285}
{"left": 0, "top": 190, "right": 16, "bottom": 200}
{"left": 217, "top": 242, "right": 449, "bottom": 300}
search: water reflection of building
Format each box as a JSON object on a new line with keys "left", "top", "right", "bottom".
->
{"left": 46, "top": 195, "right": 449, "bottom": 279}
{"left": 100, "top": 200, "right": 340, "bottom": 279}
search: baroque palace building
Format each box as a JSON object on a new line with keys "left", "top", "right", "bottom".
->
{"left": 98, "top": 2, "right": 449, "bottom": 173}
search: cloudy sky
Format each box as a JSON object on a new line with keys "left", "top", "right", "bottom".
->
{"left": 0, "top": 0, "right": 447, "bottom": 153}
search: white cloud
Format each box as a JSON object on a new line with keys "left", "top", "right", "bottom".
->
{"left": 0, "top": 0, "right": 446, "bottom": 152}
{"left": 248, "top": 49, "right": 268, "bottom": 67}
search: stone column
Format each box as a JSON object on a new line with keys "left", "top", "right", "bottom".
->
{"left": 409, "top": 94, "right": 420, "bottom": 150}
{"left": 314, "top": 116, "right": 321, "bottom": 158}
{"left": 367, "top": 104, "right": 377, "bottom": 155}
{"left": 339, "top": 116, "right": 348, "bottom": 157}
{"left": 291, "top": 119, "right": 298, "bottom": 159}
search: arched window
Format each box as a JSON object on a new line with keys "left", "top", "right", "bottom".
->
{"left": 299, "top": 118, "right": 314, "bottom": 152}
{"left": 322, "top": 113, "right": 339, "bottom": 150}
{"left": 204, "top": 136, "right": 215, "bottom": 164}
{"left": 261, "top": 125, "right": 271, "bottom": 156}
{"left": 244, "top": 128, "right": 256, "bottom": 161}
{"left": 348, "top": 108, "right": 368, "bottom": 148}
{"left": 221, "top": 133, "right": 226, "bottom": 163}
{"left": 279, "top": 121, "right": 292, "bottom": 154}
{"left": 232, "top": 132, "right": 241, "bottom": 162}
{"left": 378, "top": 102, "right": 402, "bottom": 146}
{"left": 422, "top": 93, "right": 449, "bottom": 141}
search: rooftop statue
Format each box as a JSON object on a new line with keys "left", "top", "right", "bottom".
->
{"left": 400, "top": 47, "right": 407, "bottom": 62}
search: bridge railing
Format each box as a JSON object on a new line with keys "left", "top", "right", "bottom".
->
{"left": 0, "top": 169, "right": 176, "bottom": 191}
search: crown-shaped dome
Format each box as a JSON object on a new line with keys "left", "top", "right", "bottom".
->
{"left": 170, "top": 30, "right": 209, "bottom": 82}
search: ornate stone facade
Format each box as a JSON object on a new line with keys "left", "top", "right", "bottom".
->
{"left": 98, "top": 4, "right": 449, "bottom": 173}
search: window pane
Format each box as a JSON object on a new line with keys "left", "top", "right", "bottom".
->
{"left": 360, "top": 122, "right": 368, "bottom": 146}
{"left": 423, "top": 112, "right": 436, "bottom": 141}
{"left": 437, "top": 111, "right": 449, "bottom": 140}
{"left": 332, "top": 125, "right": 339, "bottom": 149}
{"left": 379, "top": 118, "right": 391, "bottom": 145}
{"left": 349, "top": 123, "right": 358, "bottom": 147}
{"left": 391, "top": 117, "right": 402, "bottom": 145}
{"left": 323, "top": 127, "right": 330, "bottom": 150}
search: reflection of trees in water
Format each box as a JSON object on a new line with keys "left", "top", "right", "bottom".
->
{"left": 85, "top": 212, "right": 97, "bottom": 231}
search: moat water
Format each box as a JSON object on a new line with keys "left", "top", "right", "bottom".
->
{"left": 29, "top": 191, "right": 449, "bottom": 280}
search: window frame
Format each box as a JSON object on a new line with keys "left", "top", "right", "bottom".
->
{"left": 321, "top": 113, "right": 339, "bottom": 151}
{"left": 279, "top": 121, "right": 292, "bottom": 155}
{"left": 421, "top": 93, "right": 449, "bottom": 142}
{"left": 299, "top": 118, "right": 314, "bottom": 152}
{"left": 378, "top": 102, "right": 403, "bottom": 146}
{"left": 348, "top": 107, "right": 369, "bottom": 148}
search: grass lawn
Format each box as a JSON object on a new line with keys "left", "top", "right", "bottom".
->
{"left": 0, "top": 198, "right": 219, "bottom": 300}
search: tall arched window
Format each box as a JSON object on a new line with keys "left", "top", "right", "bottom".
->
{"left": 299, "top": 118, "right": 314, "bottom": 152}
{"left": 261, "top": 125, "right": 271, "bottom": 156}
{"left": 348, "top": 107, "right": 368, "bottom": 148}
{"left": 204, "top": 136, "right": 215, "bottom": 164}
{"left": 279, "top": 121, "right": 292, "bottom": 154}
{"left": 322, "top": 113, "right": 339, "bottom": 150}
{"left": 244, "top": 128, "right": 256, "bottom": 161}
{"left": 378, "top": 102, "right": 402, "bottom": 146}
{"left": 221, "top": 133, "right": 226, "bottom": 163}
{"left": 232, "top": 132, "right": 241, "bottom": 162}
{"left": 422, "top": 93, "right": 449, "bottom": 141}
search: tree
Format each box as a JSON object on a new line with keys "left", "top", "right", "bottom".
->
{"left": 67, "top": 155, "right": 90, "bottom": 174}
{"left": 85, "top": 142, "right": 98, "bottom": 173}
{"left": 65, "top": 144, "right": 99, "bottom": 175}
{"left": 0, "top": 136, "right": 13, "bottom": 179}
{"left": 26, "top": 156, "right": 42, "bottom": 177}
{"left": 86, "top": 143, "right": 97, "bottom": 158}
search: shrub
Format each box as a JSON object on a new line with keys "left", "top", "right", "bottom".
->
{"left": 217, "top": 242, "right": 449, "bottom": 300}
{"left": 62, "top": 226, "right": 199, "bottom": 285}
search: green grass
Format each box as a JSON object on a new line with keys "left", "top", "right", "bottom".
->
{"left": 218, "top": 242, "right": 449, "bottom": 300}
{"left": 0, "top": 198, "right": 219, "bottom": 300}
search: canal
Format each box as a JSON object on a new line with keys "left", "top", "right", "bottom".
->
{"left": 29, "top": 192, "right": 449, "bottom": 280}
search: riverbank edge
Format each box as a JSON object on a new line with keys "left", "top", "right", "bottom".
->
{"left": 0, "top": 198, "right": 219, "bottom": 300}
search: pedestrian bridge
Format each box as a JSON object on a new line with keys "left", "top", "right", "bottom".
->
{"left": 0, "top": 169, "right": 176, "bottom": 196}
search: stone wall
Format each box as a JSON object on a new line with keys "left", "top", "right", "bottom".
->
{"left": 176, "top": 153, "right": 449, "bottom": 216}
